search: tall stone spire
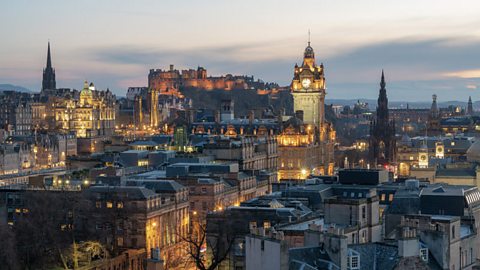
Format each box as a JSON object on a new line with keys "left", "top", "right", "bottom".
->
{"left": 468, "top": 96, "right": 473, "bottom": 115}
{"left": 46, "top": 42, "right": 52, "bottom": 68}
{"left": 42, "top": 42, "right": 56, "bottom": 91}
{"left": 377, "top": 70, "right": 389, "bottom": 124}
{"left": 369, "top": 70, "right": 396, "bottom": 165}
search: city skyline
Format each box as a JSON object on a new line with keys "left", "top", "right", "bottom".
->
{"left": 2, "top": 0, "right": 480, "bottom": 101}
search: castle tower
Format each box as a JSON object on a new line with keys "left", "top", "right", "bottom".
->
{"left": 220, "top": 99, "right": 234, "bottom": 121}
{"left": 42, "top": 42, "right": 56, "bottom": 91}
{"left": 291, "top": 41, "right": 326, "bottom": 127}
{"left": 467, "top": 96, "right": 473, "bottom": 115}
{"left": 369, "top": 71, "right": 396, "bottom": 166}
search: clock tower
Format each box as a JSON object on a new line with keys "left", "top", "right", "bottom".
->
{"left": 291, "top": 41, "right": 326, "bottom": 127}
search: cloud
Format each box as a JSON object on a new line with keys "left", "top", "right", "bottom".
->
{"left": 444, "top": 69, "right": 480, "bottom": 79}
{"left": 6, "top": 35, "right": 480, "bottom": 101}
{"left": 466, "top": 84, "right": 477, "bottom": 89}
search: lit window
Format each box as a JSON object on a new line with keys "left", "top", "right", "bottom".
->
{"left": 95, "top": 201, "right": 102, "bottom": 208}
{"left": 106, "top": 201, "right": 113, "bottom": 208}
{"left": 263, "top": 221, "right": 271, "bottom": 229}
{"left": 388, "top": 194, "right": 394, "bottom": 202}
{"left": 117, "top": 237, "right": 124, "bottom": 247}
{"left": 117, "top": 202, "right": 124, "bottom": 209}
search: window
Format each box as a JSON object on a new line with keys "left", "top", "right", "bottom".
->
{"left": 381, "top": 194, "right": 386, "bottom": 201}
{"left": 452, "top": 226, "right": 455, "bottom": 239}
{"left": 348, "top": 255, "right": 360, "bottom": 269}
{"left": 263, "top": 221, "right": 271, "bottom": 229}
{"left": 201, "top": 187, "right": 207, "bottom": 194}
{"left": 202, "top": 202, "right": 207, "bottom": 210}
{"left": 117, "top": 237, "right": 124, "bottom": 247}
{"left": 117, "top": 202, "right": 124, "bottom": 209}
{"left": 388, "top": 194, "right": 394, "bottom": 202}
{"left": 106, "top": 201, "right": 113, "bottom": 208}
{"left": 420, "top": 248, "right": 428, "bottom": 262}
{"left": 95, "top": 201, "right": 102, "bottom": 208}
{"left": 362, "top": 206, "right": 366, "bottom": 219}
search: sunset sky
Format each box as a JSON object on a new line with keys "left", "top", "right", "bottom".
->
{"left": 1, "top": 0, "right": 480, "bottom": 101}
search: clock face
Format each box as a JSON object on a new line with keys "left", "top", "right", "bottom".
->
{"left": 302, "top": 78, "right": 311, "bottom": 89}
{"left": 437, "top": 147, "right": 443, "bottom": 153}
{"left": 420, "top": 155, "right": 427, "bottom": 161}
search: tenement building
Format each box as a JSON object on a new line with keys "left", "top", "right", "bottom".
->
{"left": 278, "top": 41, "right": 335, "bottom": 179}
{"left": 0, "top": 91, "right": 32, "bottom": 136}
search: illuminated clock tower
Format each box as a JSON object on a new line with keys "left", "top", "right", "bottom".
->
{"left": 291, "top": 41, "right": 326, "bottom": 127}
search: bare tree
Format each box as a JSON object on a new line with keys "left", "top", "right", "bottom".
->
{"left": 180, "top": 218, "right": 237, "bottom": 270}
{"left": 0, "top": 223, "right": 19, "bottom": 270}
{"left": 12, "top": 190, "right": 89, "bottom": 269}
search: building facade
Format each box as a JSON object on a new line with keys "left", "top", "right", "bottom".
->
{"left": 278, "top": 42, "right": 335, "bottom": 179}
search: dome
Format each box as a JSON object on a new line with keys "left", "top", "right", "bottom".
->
{"left": 466, "top": 139, "right": 480, "bottom": 162}
{"left": 304, "top": 43, "right": 314, "bottom": 58}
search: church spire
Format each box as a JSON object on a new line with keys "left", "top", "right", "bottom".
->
{"left": 376, "top": 70, "right": 390, "bottom": 130}
{"left": 308, "top": 29, "right": 311, "bottom": 46}
{"left": 42, "top": 42, "right": 56, "bottom": 91}
{"left": 380, "top": 69, "right": 385, "bottom": 89}
{"left": 468, "top": 96, "right": 473, "bottom": 115}
{"left": 46, "top": 41, "right": 52, "bottom": 68}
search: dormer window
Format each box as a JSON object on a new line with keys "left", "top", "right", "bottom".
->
{"left": 347, "top": 249, "right": 360, "bottom": 270}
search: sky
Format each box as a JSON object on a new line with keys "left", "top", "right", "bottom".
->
{"left": 1, "top": 0, "right": 480, "bottom": 101}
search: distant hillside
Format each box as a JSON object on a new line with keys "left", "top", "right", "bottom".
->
{"left": 0, "top": 84, "right": 32, "bottom": 93}
{"left": 326, "top": 99, "right": 476, "bottom": 110}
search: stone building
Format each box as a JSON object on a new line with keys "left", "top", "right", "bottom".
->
{"left": 202, "top": 135, "right": 278, "bottom": 172}
{"left": 148, "top": 65, "right": 268, "bottom": 94}
{"left": 278, "top": 41, "right": 335, "bottom": 179}
{"left": 84, "top": 185, "right": 189, "bottom": 265}
{"left": 397, "top": 135, "right": 473, "bottom": 177}
{"left": 0, "top": 91, "right": 32, "bottom": 136}
{"left": 49, "top": 81, "right": 116, "bottom": 139}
